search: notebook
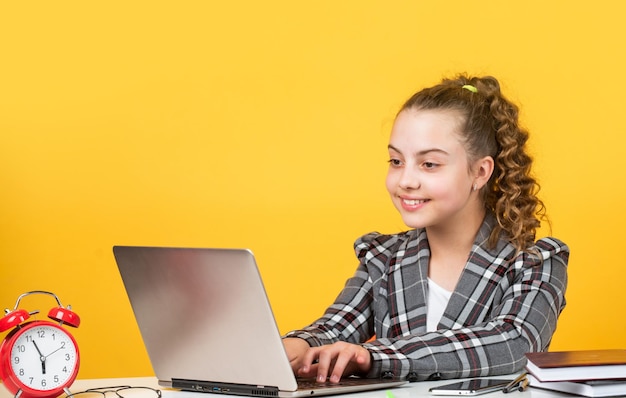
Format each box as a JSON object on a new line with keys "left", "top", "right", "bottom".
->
{"left": 113, "top": 246, "right": 407, "bottom": 397}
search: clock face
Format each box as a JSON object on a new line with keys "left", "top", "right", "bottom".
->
{"left": 9, "top": 322, "right": 79, "bottom": 392}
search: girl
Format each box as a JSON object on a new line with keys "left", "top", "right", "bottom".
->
{"left": 282, "top": 75, "right": 569, "bottom": 383}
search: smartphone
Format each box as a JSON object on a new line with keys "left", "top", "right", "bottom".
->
{"left": 429, "top": 378, "right": 513, "bottom": 396}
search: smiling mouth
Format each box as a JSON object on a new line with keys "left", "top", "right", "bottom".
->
{"left": 402, "top": 198, "right": 427, "bottom": 206}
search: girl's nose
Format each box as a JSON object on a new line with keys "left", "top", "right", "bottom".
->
{"left": 399, "top": 167, "right": 420, "bottom": 190}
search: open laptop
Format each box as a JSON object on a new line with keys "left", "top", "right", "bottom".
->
{"left": 113, "top": 246, "right": 407, "bottom": 397}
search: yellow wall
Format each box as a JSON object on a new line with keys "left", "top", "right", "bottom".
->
{"left": 1, "top": 1, "right": 625, "bottom": 379}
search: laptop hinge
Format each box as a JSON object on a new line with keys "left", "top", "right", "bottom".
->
{"left": 172, "top": 378, "right": 280, "bottom": 397}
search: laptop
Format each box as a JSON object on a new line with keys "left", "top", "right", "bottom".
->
{"left": 113, "top": 246, "right": 407, "bottom": 397}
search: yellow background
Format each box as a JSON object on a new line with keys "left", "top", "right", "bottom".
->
{"left": 1, "top": 1, "right": 625, "bottom": 379}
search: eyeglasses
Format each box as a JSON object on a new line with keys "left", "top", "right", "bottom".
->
{"left": 64, "top": 385, "right": 162, "bottom": 398}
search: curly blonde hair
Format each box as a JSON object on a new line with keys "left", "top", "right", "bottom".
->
{"left": 399, "top": 74, "right": 547, "bottom": 252}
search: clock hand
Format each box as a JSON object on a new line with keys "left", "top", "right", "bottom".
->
{"left": 32, "top": 341, "right": 47, "bottom": 374}
{"left": 43, "top": 345, "right": 65, "bottom": 359}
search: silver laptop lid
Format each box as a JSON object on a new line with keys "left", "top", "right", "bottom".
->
{"left": 113, "top": 246, "right": 298, "bottom": 392}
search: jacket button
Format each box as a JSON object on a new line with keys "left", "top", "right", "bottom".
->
{"left": 427, "top": 372, "right": 442, "bottom": 381}
{"left": 382, "top": 371, "right": 395, "bottom": 379}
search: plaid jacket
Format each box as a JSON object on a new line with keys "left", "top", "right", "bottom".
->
{"left": 284, "top": 214, "right": 569, "bottom": 381}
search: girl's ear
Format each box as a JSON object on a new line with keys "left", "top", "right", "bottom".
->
{"left": 474, "top": 156, "right": 495, "bottom": 190}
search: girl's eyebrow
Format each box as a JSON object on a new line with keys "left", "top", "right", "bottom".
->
{"left": 387, "top": 144, "right": 449, "bottom": 156}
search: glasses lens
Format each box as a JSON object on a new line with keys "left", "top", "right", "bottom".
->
{"left": 66, "top": 387, "right": 160, "bottom": 398}
{"left": 116, "top": 387, "right": 161, "bottom": 398}
{"left": 68, "top": 393, "right": 106, "bottom": 398}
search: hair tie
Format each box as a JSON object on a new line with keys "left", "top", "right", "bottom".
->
{"left": 462, "top": 84, "right": 478, "bottom": 93}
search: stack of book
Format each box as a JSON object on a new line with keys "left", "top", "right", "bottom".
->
{"left": 525, "top": 349, "right": 626, "bottom": 397}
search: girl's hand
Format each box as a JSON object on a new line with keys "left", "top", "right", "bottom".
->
{"left": 283, "top": 337, "right": 312, "bottom": 372}
{"left": 297, "top": 341, "right": 372, "bottom": 384}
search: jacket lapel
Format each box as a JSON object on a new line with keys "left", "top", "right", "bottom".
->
{"left": 385, "top": 228, "right": 430, "bottom": 336}
{"left": 439, "top": 214, "right": 516, "bottom": 329}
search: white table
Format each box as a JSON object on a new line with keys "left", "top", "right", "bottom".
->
{"left": 0, "top": 376, "right": 574, "bottom": 398}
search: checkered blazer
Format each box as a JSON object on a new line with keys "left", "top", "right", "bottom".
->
{"left": 284, "top": 213, "right": 569, "bottom": 381}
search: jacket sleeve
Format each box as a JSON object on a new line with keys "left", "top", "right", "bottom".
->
{"left": 282, "top": 232, "right": 395, "bottom": 347}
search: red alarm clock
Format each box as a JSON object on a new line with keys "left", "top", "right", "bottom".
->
{"left": 0, "top": 291, "right": 80, "bottom": 398}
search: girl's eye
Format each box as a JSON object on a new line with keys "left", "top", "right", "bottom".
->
{"left": 423, "top": 162, "right": 438, "bottom": 169}
{"left": 388, "top": 158, "right": 403, "bottom": 167}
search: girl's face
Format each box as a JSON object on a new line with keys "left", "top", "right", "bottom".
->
{"left": 386, "top": 108, "right": 487, "bottom": 231}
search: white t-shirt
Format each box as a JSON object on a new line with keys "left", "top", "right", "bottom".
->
{"left": 427, "top": 278, "right": 452, "bottom": 332}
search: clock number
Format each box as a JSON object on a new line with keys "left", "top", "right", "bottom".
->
{"left": 16, "top": 344, "right": 26, "bottom": 352}
{"left": 25, "top": 335, "right": 33, "bottom": 343}
{"left": 13, "top": 356, "right": 20, "bottom": 365}
{"left": 37, "top": 330, "right": 45, "bottom": 338}
{"left": 65, "top": 353, "right": 71, "bottom": 361}
{"left": 19, "top": 368, "right": 25, "bottom": 376}
{"left": 41, "top": 379, "right": 47, "bottom": 387}
{"left": 54, "top": 375, "right": 59, "bottom": 383}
